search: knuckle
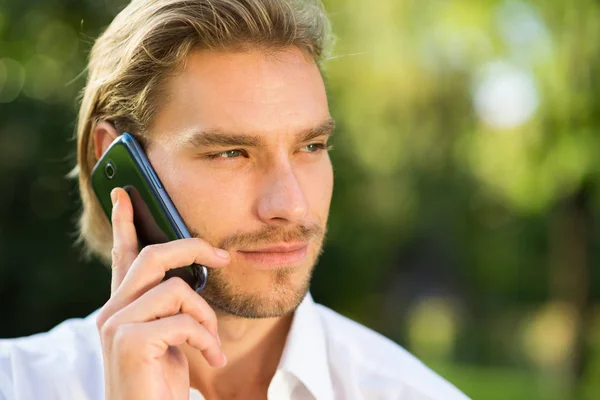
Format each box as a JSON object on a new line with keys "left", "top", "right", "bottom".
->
{"left": 112, "top": 324, "right": 135, "bottom": 350}
{"left": 111, "top": 247, "right": 126, "bottom": 265}
{"left": 95, "top": 316, "right": 105, "bottom": 333}
{"left": 163, "top": 278, "right": 187, "bottom": 310}
{"left": 95, "top": 306, "right": 111, "bottom": 332}
{"left": 191, "top": 237, "right": 209, "bottom": 250}
{"left": 193, "top": 296, "right": 216, "bottom": 322}
{"left": 179, "top": 313, "right": 197, "bottom": 330}
{"left": 192, "top": 237, "right": 206, "bottom": 245}
{"left": 205, "top": 306, "right": 218, "bottom": 325}
{"left": 138, "top": 245, "right": 160, "bottom": 264}
{"left": 100, "top": 316, "right": 120, "bottom": 342}
{"left": 194, "top": 293, "right": 216, "bottom": 316}
{"left": 166, "top": 276, "right": 188, "bottom": 292}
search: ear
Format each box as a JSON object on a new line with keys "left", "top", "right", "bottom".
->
{"left": 93, "top": 121, "right": 119, "bottom": 160}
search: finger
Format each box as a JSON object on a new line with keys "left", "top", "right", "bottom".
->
{"left": 115, "top": 314, "right": 227, "bottom": 368}
{"left": 101, "top": 238, "right": 230, "bottom": 323}
{"left": 110, "top": 187, "right": 139, "bottom": 293}
{"left": 108, "top": 277, "right": 219, "bottom": 339}
{"left": 116, "top": 238, "right": 230, "bottom": 306}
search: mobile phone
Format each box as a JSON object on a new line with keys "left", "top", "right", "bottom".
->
{"left": 90, "top": 132, "right": 208, "bottom": 292}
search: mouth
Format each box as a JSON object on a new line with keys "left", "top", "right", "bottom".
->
{"left": 236, "top": 242, "right": 309, "bottom": 269}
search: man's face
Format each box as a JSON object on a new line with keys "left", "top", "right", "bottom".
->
{"left": 145, "top": 47, "right": 334, "bottom": 318}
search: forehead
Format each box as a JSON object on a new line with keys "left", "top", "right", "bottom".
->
{"left": 151, "top": 47, "right": 329, "bottom": 141}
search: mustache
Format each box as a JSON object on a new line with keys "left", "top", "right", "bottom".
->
{"left": 191, "top": 223, "right": 325, "bottom": 250}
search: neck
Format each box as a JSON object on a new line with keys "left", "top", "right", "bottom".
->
{"left": 183, "top": 310, "right": 294, "bottom": 399}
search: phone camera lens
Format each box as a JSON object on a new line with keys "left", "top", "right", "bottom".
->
{"left": 105, "top": 162, "right": 115, "bottom": 179}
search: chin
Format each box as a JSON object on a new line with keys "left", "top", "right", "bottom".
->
{"left": 200, "top": 259, "right": 315, "bottom": 319}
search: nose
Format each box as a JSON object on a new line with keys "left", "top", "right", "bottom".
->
{"left": 256, "top": 162, "right": 308, "bottom": 225}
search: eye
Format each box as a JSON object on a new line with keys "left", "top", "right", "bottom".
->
{"left": 300, "top": 143, "right": 332, "bottom": 153}
{"left": 206, "top": 149, "right": 245, "bottom": 159}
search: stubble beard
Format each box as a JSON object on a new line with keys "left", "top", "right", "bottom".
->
{"left": 195, "top": 224, "right": 327, "bottom": 319}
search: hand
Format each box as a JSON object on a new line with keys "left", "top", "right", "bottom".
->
{"left": 95, "top": 187, "right": 230, "bottom": 400}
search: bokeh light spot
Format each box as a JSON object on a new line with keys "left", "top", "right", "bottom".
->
{"left": 473, "top": 61, "right": 539, "bottom": 129}
{"left": 0, "top": 58, "right": 25, "bottom": 103}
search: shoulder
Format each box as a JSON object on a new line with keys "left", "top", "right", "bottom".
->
{"left": 314, "top": 304, "right": 470, "bottom": 400}
{"left": 0, "top": 311, "right": 104, "bottom": 400}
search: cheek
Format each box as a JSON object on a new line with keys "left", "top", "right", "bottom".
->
{"left": 151, "top": 156, "right": 252, "bottom": 240}
{"left": 299, "top": 158, "right": 334, "bottom": 220}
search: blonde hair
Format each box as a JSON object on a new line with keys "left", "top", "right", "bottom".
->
{"left": 72, "top": 0, "right": 333, "bottom": 263}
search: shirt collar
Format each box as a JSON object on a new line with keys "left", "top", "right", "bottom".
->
{"left": 276, "top": 292, "right": 335, "bottom": 400}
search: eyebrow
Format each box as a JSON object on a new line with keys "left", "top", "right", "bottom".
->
{"left": 180, "top": 117, "right": 336, "bottom": 149}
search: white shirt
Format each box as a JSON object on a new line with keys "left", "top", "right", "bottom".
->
{"left": 0, "top": 293, "right": 469, "bottom": 400}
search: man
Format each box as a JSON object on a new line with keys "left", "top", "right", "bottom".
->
{"left": 0, "top": 0, "right": 469, "bottom": 399}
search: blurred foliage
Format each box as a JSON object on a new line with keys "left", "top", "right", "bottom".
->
{"left": 1, "top": 0, "right": 599, "bottom": 399}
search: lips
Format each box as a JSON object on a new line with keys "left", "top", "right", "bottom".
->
{"left": 242, "top": 242, "right": 308, "bottom": 253}
{"left": 237, "top": 242, "right": 309, "bottom": 269}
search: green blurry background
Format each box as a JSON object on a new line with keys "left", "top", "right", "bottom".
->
{"left": 1, "top": 0, "right": 599, "bottom": 399}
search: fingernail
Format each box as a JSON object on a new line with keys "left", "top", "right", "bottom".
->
{"left": 110, "top": 189, "right": 118, "bottom": 206}
{"left": 214, "top": 248, "right": 230, "bottom": 259}
{"left": 216, "top": 333, "right": 221, "bottom": 346}
{"left": 221, "top": 352, "right": 227, "bottom": 366}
